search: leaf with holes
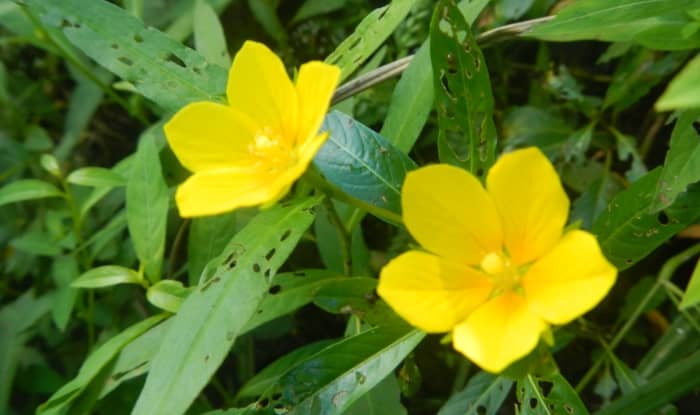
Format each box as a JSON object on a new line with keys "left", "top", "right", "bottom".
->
{"left": 592, "top": 168, "right": 700, "bottom": 270}
{"left": 525, "top": 0, "right": 700, "bottom": 51}
{"left": 651, "top": 110, "right": 700, "bottom": 211}
{"left": 516, "top": 373, "right": 589, "bottom": 415}
{"left": 430, "top": 0, "right": 497, "bottom": 176}
{"left": 325, "top": 0, "right": 413, "bottom": 81}
{"left": 242, "top": 270, "right": 342, "bottom": 333}
{"left": 253, "top": 326, "right": 424, "bottom": 414}
{"left": 313, "top": 277, "right": 399, "bottom": 326}
{"left": 126, "top": 135, "right": 169, "bottom": 283}
{"left": 187, "top": 211, "right": 238, "bottom": 285}
{"left": 314, "top": 111, "right": 417, "bottom": 216}
{"left": 37, "top": 314, "right": 168, "bottom": 415}
{"left": 132, "top": 196, "right": 321, "bottom": 415}
{"left": 437, "top": 372, "right": 513, "bottom": 415}
{"left": 22, "top": 0, "right": 227, "bottom": 111}
{"left": 380, "top": 0, "right": 490, "bottom": 154}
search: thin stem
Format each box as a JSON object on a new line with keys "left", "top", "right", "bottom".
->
{"left": 331, "top": 16, "right": 554, "bottom": 104}
{"left": 575, "top": 242, "right": 700, "bottom": 392}
{"left": 168, "top": 219, "right": 190, "bottom": 280}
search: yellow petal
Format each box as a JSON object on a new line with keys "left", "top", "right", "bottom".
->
{"left": 486, "top": 147, "right": 569, "bottom": 265}
{"left": 453, "top": 292, "right": 547, "bottom": 373}
{"left": 402, "top": 165, "right": 503, "bottom": 265}
{"left": 175, "top": 165, "right": 298, "bottom": 217}
{"left": 295, "top": 61, "right": 340, "bottom": 147}
{"left": 377, "top": 250, "right": 493, "bottom": 333}
{"left": 164, "top": 102, "right": 258, "bottom": 172}
{"left": 521, "top": 230, "right": 617, "bottom": 325}
{"left": 227, "top": 41, "right": 298, "bottom": 142}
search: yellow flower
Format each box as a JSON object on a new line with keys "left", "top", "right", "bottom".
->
{"left": 164, "top": 41, "right": 340, "bottom": 217}
{"left": 377, "top": 147, "right": 617, "bottom": 373}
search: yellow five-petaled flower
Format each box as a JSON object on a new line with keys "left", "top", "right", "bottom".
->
{"left": 378, "top": 148, "right": 617, "bottom": 373}
{"left": 165, "top": 41, "right": 341, "bottom": 217}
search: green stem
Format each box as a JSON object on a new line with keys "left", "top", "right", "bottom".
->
{"left": 575, "top": 242, "right": 700, "bottom": 392}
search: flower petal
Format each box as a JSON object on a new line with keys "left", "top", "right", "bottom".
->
{"left": 175, "top": 165, "right": 296, "bottom": 217}
{"left": 164, "top": 102, "right": 258, "bottom": 172}
{"left": 453, "top": 292, "right": 547, "bottom": 373}
{"left": 486, "top": 147, "right": 569, "bottom": 265}
{"left": 402, "top": 165, "right": 503, "bottom": 265}
{"left": 521, "top": 230, "right": 617, "bottom": 325}
{"left": 377, "top": 250, "right": 493, "bottom": 333}
{"left": 295, "top": 61, "right": 340, "bottom": 147}
{"left": 227, "top": 41, "right": 298, "bottom": 141}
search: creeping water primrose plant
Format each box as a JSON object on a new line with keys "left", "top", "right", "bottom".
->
{"left": 378, "top": 148, "right": 617, "bottom": 372}
{"left": 165, "top": 41, "right": 340, "bottom": 216}
{"left": 6, "top": 0, "right": 700, "bottom": 414}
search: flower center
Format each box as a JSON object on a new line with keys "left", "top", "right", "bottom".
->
{"left": 479, "top": 251, "right": 522, "bottom": 296}
{"left": 248, "top": 127, "right": 296, "bottom": 168}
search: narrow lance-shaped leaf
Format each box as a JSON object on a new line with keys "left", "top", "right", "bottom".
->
{"left": 325, "top": 0, "right": 414, "bottom": 81}
{"left": 657, "top": 54, "right": 700, "bottom": 111}
{"left": 593, "top": 168, "right": 700, "bottom": 270}
{"left": 0, "top": 179, "right": 63, "bottom": 207}
{"left": 651, "top": 110, "right": 700, "bottom": 211}
{"left": 430, "top": 0, "right": 497, "bottom": 176}
{"left": 126, "top": 135, "right": 169, "bottom": 283}
{"left": 132, "top": 196, "right": 322, "bottom": 415}
{"left": 22, "top": 0, "right": 227, "bottom": 111}
{"left": 516, "top": 373, "right": 589, "bottom": 415}
{"left": 437, "top": 372, "right": 513, "bottom": 415}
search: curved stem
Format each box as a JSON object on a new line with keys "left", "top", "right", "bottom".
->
{"left": 331, "top": 16, "right": 554, "bottom": 104}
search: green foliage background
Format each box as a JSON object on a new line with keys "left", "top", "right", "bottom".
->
{"left": 2, "top": 0, "right": 700, "bottom": 414}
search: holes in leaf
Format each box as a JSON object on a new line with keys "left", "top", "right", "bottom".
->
{"left": 268, "top": 284, "right": 281, "bottom": 294}
{"left": 118, "top": 56, "right": 134, "bottom": 66}
{"left": 252, "top": 263, "right": 261, "bottom": 273}
{"left": 539, "top": 380, "right": 553, "bottom": 396}
{"left": 658, "top": 211, "right": 670, "bottom": 225}
{"left": 133, "top": 34, "right": 143, "bottom": 43}
{"left": 693, "top": 121, "right": 700, "bottom": 136}
{"left": 446, "top": 53, "right": 457, "bottom": 74}
{"left": 439, "top": 70, "right": 456, "bottom": 101}
{"left": 264, "top": 269, "right": 271, "bottom": 278}
{"left": 475, "top": 406, "right": 487, "bottom": 415}
{"left": 200, "top": 276, "right": 221, "bottom": 292}
{"left": 529, "top": 398, "right": 538, "bottom": 409}
{"left": 564, "top": 404, "right": 574, "bottom": 414}
{"left": 164, "top": 53, "right": 186, "bottom": 68}
{"left": 271, "top": 392, "right": 282, "bottom": 401}
{"left": 110, "top": 43, "right": 119, "bottom": 49}
{"left": 257, "top": 398, "right": 269, "bottom": 408}
{"left": 280, "top": 229, "right": 292, "bottom": 241}
{"left": 474, "top": 55, "right": 481, "bottom": 71}
{"left": 348, "top": 36, "right": 361, "bottom": 50}
{"left": 463, "top": 41, "right": 471, "bottom": 53}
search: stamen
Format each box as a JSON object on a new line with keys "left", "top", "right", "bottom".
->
{"left": 481, "top": 251, "right": 505, "bottom": 275}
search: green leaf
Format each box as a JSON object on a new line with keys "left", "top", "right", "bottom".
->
{"left": 0, "top": 291, "right": 53, "bottom": 413}
{"left": 37, "top": 314, "right": 168, "bottom": 415}
{"left": 379, "top": 0, "right": 489, "bottom": 154}
{"left": 680, "top": 258, "right": 700, "bottom": 309}
{"left": 187, "top": 211, "right": 238, "bottom": 285}
{"left": 257, "top": 326, "right": 424, "bottom": 414}
{"left": 503, "top": 106, "right": 574, "bottom": 158}
{"left": 132, "top": 197, "right": 321, "bottom": 415}
{"left": 525, "top": 0, "right": 700, "bottom": 51}
{"left": 325, "top": 0, "right": 414, "bottom": 81}
{"left": 0, "top": 179, "right": 63, "bottom": 207}
{"left": 194, "top": 0, "right": 230, "bottom": 68}
{"left": 437, "top": 372, "right": 513, "bottom": 415}
{"left": 23, "top": 0, "right": 228, "bottom": 111}
{"left": 126, "top": 135, "right": 169, "bottom": 283}
{"left": 571, "top": 173, "right": 623, "bottom": 229}
{"left": 657, "top": 53, "right": 700, "bottom": 110}
{"left": 10, "top": 230, "right": 61, "bottom": 256}
{"left": 242, "top": 270, "right": 341, "bottom": 333}
{"left": 592, "top": 169, "right": 700, "bottom": 270}
{"left": 237, "top": 339, "right": 336, "bottom": 399}
{"left": 98, "top": 319, "right": 172, "bottom": 399}
{"left": 314, "top": 111, "right": 416, "bottom": 215}
{"left": 313, "top": 277, "right": 398, "bottom": 326}
{"left": 516, "top": 373, "right": 589, "bottom": 415}
{"left": 291, "top": 0, "right": 347, "bottom": 25}
{"left": 147, "top": 280, "right": 193, "bottom": 313}
{"left": 430, "top": 0, "right": 497, "bottom": 175}
{"left": 72, "top": 265, "right": 142, "bottom": 288}
{"left": 67, "top": 167, "right": 127, "bottom": 188}
{"left": 597, "top": 349, "right": 700, "bottom": 415}
{"left": 637, "top": 314, "right": 700, "bottom": 378}
{"left": 343, "top": 375, "right": 407, "bottom": 415}
{"left": 247, "top": 0, "right": 287, "bottom": 45}
{"left": 651, "top": 110, "right": 700, "bottom": 210}
{"left": 50, "top": 255, "right": 79, "bottom": 331}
